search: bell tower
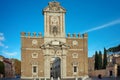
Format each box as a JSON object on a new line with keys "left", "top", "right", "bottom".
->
{"left": 43, "top": 1, "right": 66, "bottom": 38}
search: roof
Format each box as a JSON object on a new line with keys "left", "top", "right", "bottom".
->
{"left": 43, "top": 1, "right": 66, "bottom": 14}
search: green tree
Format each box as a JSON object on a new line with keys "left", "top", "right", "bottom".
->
{"left": 0, "top": 61, "right": 5, "bottom": 75}
{"left": 98, "top": 51, "right": 102, "bottom": 69}
{"left": 108, "top": 44, "right": 120, "bottom": 52}
{"left": 103, "top": 48, "right": 107, "bottom": 69}
{"left": 94, "top": 51, "right": 98, "bottom": 70}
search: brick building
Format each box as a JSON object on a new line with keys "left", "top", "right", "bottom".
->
{"left": 21, "top": 1, "right": 88, "bottom": 80}
{"left": 0, "top": 56, "right": 14, "bottom": 78}
{"left": 3, "top": 58, "right": 14, "bottom": 78}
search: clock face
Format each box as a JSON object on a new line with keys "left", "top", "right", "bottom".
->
{"left": 51, "top": 16, "right": 58, "bottom": 26}
{"left": 32, "top": 39, "right": 38, "bottom": 45}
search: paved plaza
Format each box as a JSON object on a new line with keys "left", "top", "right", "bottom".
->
{"left": 0, "top": 77, "right": 120, "bottom": 80}
{"left": 86, "top": 77, "right": 120, "bottom": 80}
{"left": 0, "top": 78, "right": 20, "bottom": 80}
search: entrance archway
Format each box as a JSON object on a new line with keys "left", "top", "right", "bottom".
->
{"left": 50, "top": 57, "right": 61, "bottom": 79}
{"left": 41, "top": 40, "right": 68, "bottom": 79}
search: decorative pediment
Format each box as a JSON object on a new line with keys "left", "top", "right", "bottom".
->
{"left": 40, "top": 40, "right": 70, "bottom": 50}
{"left": 43, "top": 2, "right": 66, "bottom": 13}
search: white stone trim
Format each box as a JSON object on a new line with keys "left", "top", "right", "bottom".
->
{"left": 21, "top": 77, "right": 49, "bottom": 79}
{"left": 72, "top": 53, "right": 78, "bottom": 58}
{"left": 21, "top": 76, "right": 89, "bottom": 80}
{"left": 22, "top": 48, "right": 41, "bottom": 50}
{"left": 32, "top": 39, "right": 38, "bottom": 45}
{"left": 32, "top": 52, "right": 38, "bottom": 58}
{"left": 69, "top": 49, "right": 83, "bottom": 51}
{"left": 73, "top": 65, "right": 78, "bottom": 75}
{"left": 72, "top": 40, "right": 78, "bottom": 46}
{"left": 21, "top": 77, "right": 33, "bottom": 79}
{"left": 32, "top": 65, "right": 38, "bottom": 75}
{"left": 63, "top": 75, "right": 88, "bottom": 78}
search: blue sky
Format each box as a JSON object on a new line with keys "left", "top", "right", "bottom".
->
{"left": 0, "top": 0, "right": 120, "bottom": 60}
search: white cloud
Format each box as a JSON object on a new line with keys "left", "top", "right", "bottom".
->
{"left": 0, "top": 33, "right": 3, "bottom": 36}
{"left": 82, "top": 19, "right": 120, "bottom": 33}
{"left": 2, "top": 51, "right": 17, "bottom": 57}
{"left": 0, "top": 42, "right": 4, "bottom": 47}
{"left": 5, "top": 46, "right": 8, "bottom": 49}
{"left": 0, "top": 33, "right": 5, "bottom": 41}
{"left": 0, "top": 32, "right": 8, "bottom": 48}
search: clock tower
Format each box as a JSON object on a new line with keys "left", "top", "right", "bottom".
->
{"left": 43, "top": 1, "right": 66, "bottom": 38}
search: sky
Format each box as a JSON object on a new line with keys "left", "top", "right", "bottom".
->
{"left": 0, "top": 0, "right": 120, "bottom": 60}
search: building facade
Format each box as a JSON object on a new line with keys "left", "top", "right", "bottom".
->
{"left": 0, "top": 56, "right": 14, "bottom": 78}
{"left": 21, "top": 1, "right": 88, "bottom": 80}
{"left": 88, "top": 54, "right": 120, "bottom": 77}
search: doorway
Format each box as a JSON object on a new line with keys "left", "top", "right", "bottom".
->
{"left": 50, "top": 57, "right": 61, "bottom": 79}
{"left": 109, "top": 71, "right": 113, "bottom": 77}
{"left": 117, "top": 65, "right": 120, "bottom": 77}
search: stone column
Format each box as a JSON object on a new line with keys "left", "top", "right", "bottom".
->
{"left": 62, "top": 56, "right": 66, "bottom": 77}
{"left": 44, "top": 50, "right": 50, "bottom": 79}
{"left": 61, "top": 49, "right": 67, "bottom": 79}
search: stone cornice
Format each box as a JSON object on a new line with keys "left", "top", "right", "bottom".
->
{"left": 69, "top": 49, "right": 83, "bottom": 51}
{"left": 21, "top": 48, "right": 41, "bottom": 50}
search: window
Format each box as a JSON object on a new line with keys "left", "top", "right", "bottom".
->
{"left": 33, "top": 66, "right": 36, "bottom": 73}
{"left": 74, "top": 66, "right": 77, "bottom": 72}
{"left": 32, "top": 66, "right": 37, "bottom": 74}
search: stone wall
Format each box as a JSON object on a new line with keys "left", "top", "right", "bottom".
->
{"left": 21, "top": 36, "right": 45, "bottom": 78}
{"left": 89, "top": 69, "right": 107, "bottom": 77}
{"left": 115, "top": 57, "right": 120, "bottom": 65}
{"left": 66, "top": 35, "right": 88, "bottom": 77}
{"left": 88, "top": 57, "right": 94, "bottom": 72}
{"left": 89, "top": 64, "right": 118, "bottom": 77}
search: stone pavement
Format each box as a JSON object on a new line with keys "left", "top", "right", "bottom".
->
{"left": 0, "top": 77, "right": 120, "bottom": 80}
{"left": 0, "top": 78, "right": 20, "bottom": 80}
{"left": 85, "top": 77, "right": 120, "bottom": 80}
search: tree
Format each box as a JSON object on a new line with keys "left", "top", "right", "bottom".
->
{"left": 0, "top": 61, "right": 5, "bottom": 75}
{"left": 108, "top": 44, "right": 120, "bottom": 52}
{"left": 95, "top": 51, "right": 98, "bottom": 70}
{"left": 12, "top": 59, "right": 21, "bottom": 75}
{"left": 103, "top": 48, "right": 107, "bottom": 69}
{"left": 98, "top": 51, "right": 102, "bottom": 69}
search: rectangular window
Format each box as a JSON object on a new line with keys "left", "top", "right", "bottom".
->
{"left": 33, "top": 66, "right": 37, "bottom": 73}
{"left": 74, "top": 66, "right": 77, "bottom": 72}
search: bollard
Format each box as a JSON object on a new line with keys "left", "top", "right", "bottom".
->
{"left": 58, "top": 77, "right": 60, "bottom": 80}
{"left": 75, "top": 77, "right": 78, "bottom": 80}
{"left": 51, "top": 77, "right": 53, "bottom": 80}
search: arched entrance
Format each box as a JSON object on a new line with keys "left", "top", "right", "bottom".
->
{"left": 50, "top": 57, "right": 61, "bottom": 79}
{"left": 41, "top": 40, "right": 69, "bottom": 79}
